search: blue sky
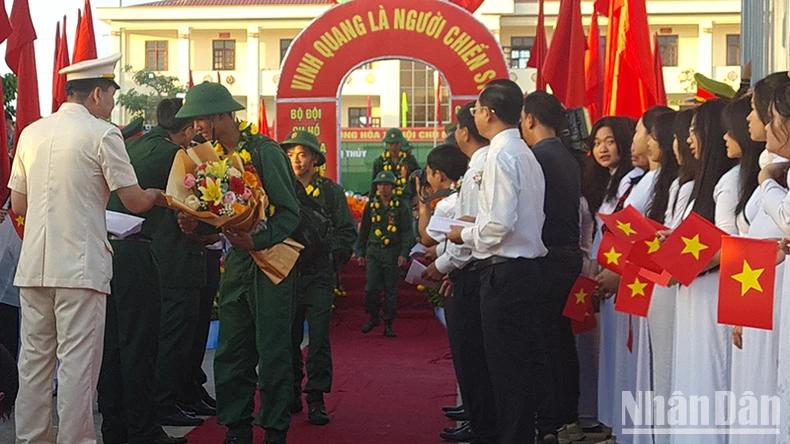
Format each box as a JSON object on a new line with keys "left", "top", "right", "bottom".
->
{"left": 3, "top": 0, "right": 151, "bottom": 115}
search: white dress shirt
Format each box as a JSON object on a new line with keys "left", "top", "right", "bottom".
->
{"left": 427, "top": 193, "right": 457, "bottom": 245}
{"left": 713, "top": 164, "right": 741, "bottom": 235}
{"left": 624, "top": 168, "right": 658, "bottom": 214}
{"left": 761, "top": 168, "right": 790, "bottom": 236}
{"left": 434, "top": 146, "right": 488, "bottom": 274}
{"left": 8, "top": 103, "right": 139, "bottom": 294}
{"left": 460, "top": 128, "right": 547, "bottom": 260}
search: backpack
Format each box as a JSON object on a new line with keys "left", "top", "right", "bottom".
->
{"left": 291, "top": 179, "right": 335, "bottom": 269}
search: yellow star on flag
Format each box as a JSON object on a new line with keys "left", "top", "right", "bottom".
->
{"left": 603, "top": 247, "right": 622, "bottom": 265}
{"left": 584, "top": 311, "right": 591, "bottom": 317}
{"left": 574, "top": 289, "right": 587, "bottom": 304}
{"left": 645, "top": 237, "right": 661, "bottom": 254}
{"left": 616, "top": 220, "right": 637, "bottom": 237}
{"left": 15, "top": 215, "right": 24, "bottom": 226}
{"left": 627, "top": 278, "right": 648, "bottom": 297}
{"left": 731, "top": 260, "right": 765, "bottom": 296}
{"left": 680, "top": 234, "right": 708, "bottom": 260}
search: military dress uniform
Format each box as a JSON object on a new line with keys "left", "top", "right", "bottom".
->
{"left": 371, "top": 128, "right": 420, "bottom": 200}
{"left": 100, "top": 125, "right": 186, "bottom": 444}
{"left": 281, "top": 131, "right": 357, "bottom": 424}
{"left": 356, "top": 171, "right": 415, "bottom": 335}
{"left": 175, "top": 82, "right": 302, "bottom": 444}
{"left": 8, "top": 54, "right": 141, "bottom": 444}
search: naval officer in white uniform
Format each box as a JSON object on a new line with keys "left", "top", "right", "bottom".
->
{"left": 8, "top": 53, "right": 165, "bottom": 444}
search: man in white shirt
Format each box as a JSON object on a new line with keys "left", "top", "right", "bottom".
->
{"left": 8, "top": 53, "right": 164, "bottom": 444}
{"left": 447, "top": 79, "right": 549, "bottom": 444}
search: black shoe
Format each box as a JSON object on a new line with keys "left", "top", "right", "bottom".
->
{"left": 443, "top": 421, "right": 470, "bottom": 434}
{"left": 441, "top": 404, "right": 464, "bottom": 413}
{"left": 361, "top": 317, "right": 380, "bottom": 333}
{"left": 291, "top": 392, "right": 303, "bottom": 414}
{"left": 182, "top": 399, "right": 216, "bottom": 416}
{"left": 200, "top": 387, "right": 216, "bottom": 409}
{"left": 158, "top": 407, "right": 205, "bottom": 427}
{"left": 307, "top": 394, "right": 330, "bottom": 426}
{"left": 262, "top": 429, "right": 287, "bottom": 444}
{"left": 444, "top": 408, "right": 470, "bottom": 421}
{"left": 383, "top": 322, "right": 396, "bottom": 338}
{"left": 439, "top": 422, "right": 474, "bottom": 442}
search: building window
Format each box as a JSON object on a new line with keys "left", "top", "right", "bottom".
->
{"left": 280, "top": 39, "right": 292, "bottom": 64}
{"left": 727, "top": 34, "right": 740, "bottom": 66}
{"left": 657, "top": 35, "right": 679, "bottom": 67}
{"left": 347, "top": 108, "right": 380, "bottom": 127}
{"left": 510, "top": 36, "right": 534, "bottom": 69}
{"left": 145, "top": 41, "right": 167, "bottom": 71}
{"left": 213, "top": 40, "right": 235, "bottom": 70}
{"left": 399, "top": 61, "right": 449, "bottom": 127}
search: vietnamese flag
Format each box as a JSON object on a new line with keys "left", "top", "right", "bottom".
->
{"left": 563, "top": 275, "right": 598, "bottom": 322}
{"left": 718, "top": 236, "right": 776, "bottom": 330}
{"left": 615, "top": 263, "right": 655, "bottom": 317}
{"left": 652, "top": 211, "right": 726, "bottom": 286}
{"left": 585, "top": 11, "right": 604, "bottom": 121}
{"left": 543, "top": 0, "right": 587, "bottom": 108}
{"left": 527, "top": 0, "right": 547, "bottom": 91}
{"left": 52, "top": 16, "right": 70, "bottom": 113}
{"left": 572, "top": 308, "right": 597, "bottom": 335}
{"left": 5, "top": 0, "right": 40, "bottom": 145}
{"left": 0, "top": 2, "right": 10, "bottom": 204}
{"left": 596, "top": 231, "right": 632, "bottom": 274}
{"left": 7, "top": 208, "right": 23, "bottom": 239}
{"left": 258, "top": 98, "right": 270, "bottom": 137}
{"left": 598, "top": 205, "right": 657, "bottom": 242}
{"left": 72, "top": 0, "right": 97, "bottom": 64}
{"left": 653, "top": 33, "right": 668, "bottom": 106}
{"left": 627, "top": 219, "right": 668, "bottom": 274}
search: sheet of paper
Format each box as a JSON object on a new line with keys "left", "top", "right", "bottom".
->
{"left": 410, "top": 243, "right": 427, "bottom": 257}
{"left": 426, "top": 216, "right": 475, "bottom": 234}
{"left": 106, "top": 210, "right": 145, "bottom": 238}
{"left": 405, "top": 260, "right": 438, "bottom": 287}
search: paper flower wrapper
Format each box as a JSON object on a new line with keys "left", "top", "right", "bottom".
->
{"left": 165, "top": 142, "right": 303, "bottom": 284}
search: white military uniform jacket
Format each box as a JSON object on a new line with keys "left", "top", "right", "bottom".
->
{"left": 7, "top": 103, "right": 138, "bottom": 294}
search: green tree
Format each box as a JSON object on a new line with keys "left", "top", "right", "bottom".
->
{"left": 3, "top": 73, "right": 18, "bottom": 118}
{"left": 116, "top": 66, "right": 186, "bottom": 124}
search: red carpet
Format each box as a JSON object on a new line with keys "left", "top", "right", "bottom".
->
{"left": 185, "top": 262, "right": 457, "bottom": 443}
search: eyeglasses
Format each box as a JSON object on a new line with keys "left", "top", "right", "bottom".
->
{"left": 470, "top": 106, "right": 495, "bottom": 116}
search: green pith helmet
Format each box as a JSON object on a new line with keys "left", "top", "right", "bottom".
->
{"left": 175, "top": 82, "right": 245, "bottom": 118}
{"left": 382, "top": 128, "right": 408, "bottom": 145}
{"left": 280, "top": 130, "right": 326, "bottom": 166}
{"left": 120, "top": 116, "right": 144, "bottom": 139}
{"left": 693, "top": 73, "right": 737, "bottom": 101}
{"left": 372, "top": 170, "right": 397, "bottom": 186}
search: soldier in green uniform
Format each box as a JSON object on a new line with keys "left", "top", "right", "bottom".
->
{"left": 281, "top": 130, "right": 357, "bottom": 426}
{"left": 98, "top": 99, "right": 192, "bottom": 444}
{"left": 356, "top": 170, "right": 415, "bottom": 337}
{"left": 371, "top": 128, "right": 420, "bottom": 200}
{"left": 175, "top": 82, "right": 301, "bottom": 444}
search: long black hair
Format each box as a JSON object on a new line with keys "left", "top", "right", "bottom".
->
{"left": 723, "top": 96, "right": 764, "bottom": 218}
{"left": 691, "top": 99, "right": 739, "bottom": 223}
{"left": 754, "top": 72, "right": 790, "bottom": 124}
{"left": 674, "top": 109, "right": 698, "bottom": 185}
{"left": 583, "top": 116, "right": 637, "bottom": 214}
{"left": 647, "top": 111, "right": 679, "bottom": 223}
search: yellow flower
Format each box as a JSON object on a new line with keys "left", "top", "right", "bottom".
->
{"left": 198, "top": 177, "right": 223, "bottom": 205}
{"left": 306, "top": 184, "right": 315, "bottom": 195}
{"left": 417, "top": 285, "right": 426, "bottom": 291}
{"left": 371, "top": 217, "right": 376, "bottom": 223}
{"left": 239, "top": 121, "right": 250, "bottom": 131}
{"left": 268, "top": 205, "right": 276, "bottom": 216}
{"left": 383, "top": 238, "right": 391, "bottom": 245}
{"left": 391, "top": 226, "right": 398, "bottom": 233}
{"left": 375, "top": 229, "right": 382, "bottom": 237}
{"left": 376, "top": 215, "right": 382, "bottom": 222}
{"left": 384, "top": 151, "right": 391, "bottom": 158}
{"left": 242, "top": 171, "right": 259, "bottom": 188}
{"left": 238, "top": 150, "right": 252, "bottom": 164}
{"left": 231, "top": 202, "right": 246, "bottom": 215}
{"left": 205, "top": 159, "right": 229, "bottom": 178}
{"left": 250, "top": 124, "right": 259, "bottom": 135}
{"left": 375, "top": 202, "right": 380, "bottom": 209}
{"left": 213, "top": 143, "right": 225, "bottom": 156}
{"left": 399, "top": 152, "right": 406, "bottom": 159}
{"left": 313, "top": 188, "right": 321, "bottom": 197}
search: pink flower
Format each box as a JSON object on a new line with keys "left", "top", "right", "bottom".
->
{"left": 241, "top": 188, "right": 252, "bottom": 200}
{"left": 183, "top": 173, "right": 197, "bottom": 188}
{"left": 222, "top": 192, "right": 237, "bottom": 205}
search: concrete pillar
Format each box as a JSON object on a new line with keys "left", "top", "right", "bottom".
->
{"left": 378, "top": 60, "right": 401, "bottom": 127}
{"left": 178, "top": 27, "right": 191, "bottom": 89}
{"left": 697, "top": 20, "right": 713, "bottom": 78}
{"left": 766, "top": 0, "right": 790, "bottom": 73}
{"left": 247, "top": 26, "right": 261, "bottom": 125}
{"left": 111, "top": 28, "right": 124, "bottom": 124}
{"left": 741, "top": 0, "right": 768, "bottom": 82}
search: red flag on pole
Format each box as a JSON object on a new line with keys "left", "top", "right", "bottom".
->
{"left": 73, "top": 8, "right": 82, "bottom": 60}
{"left": 258, "top": 98, "right": 270, "bottom": 137}
{"left": 563, "top": 275, "right": 598, "bottom": 322}
{"left": 72, "top": 0, "right": 97, "bottom": 63}
{"left": 5, "top": 0, "right": 41, "bottom": 145}
{"left": 52, "top": 16, "right": 70, "bottom": 113}
{"left": 543, "top": 0, "right": 587, "bottom": 108}
{"left": 585, "top": 11, "right": 604, "bottom": 121}
{"left": 527, "top": 0, "right": 547, "bottom": 91}
{"left": 0, "top": 3, "right": 11, "bottom": 204}
{"left": 366, "top": 95, "right": 372, "bottom": 128}
{"left": 615, "top": 262, "right": 655, "bottom": 317}
{"left": 188, "top": 69, "right": 194, "bottom": 89}
{"left": 653, "top": 33, "right": 668, "bottom": 106}
{"left": 718, "top": 236, "right": 777, "bottom": 330}
{"left": 603, "top": 0, "right": 658, "bottom": 119}
{"left": 652, "top": 211, "right": 726, "bottom": 286}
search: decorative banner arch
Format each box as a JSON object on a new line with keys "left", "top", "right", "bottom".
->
{"left": 275, "top": 0, "right": 509, "bottom": 181}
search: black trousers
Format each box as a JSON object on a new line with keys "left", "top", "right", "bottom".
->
{"left": 446, "top": 267, "right": 497, "bottom": 444}
{"left": 180, "top": 248, "right": 222, "bottom": 405}
{"left": 0, "top": 302, "right": 19, "bottom": 361}
{"left": 536, "top": 249, "right": 583, "bottom": 435}
{"left": 480, "top": 258, "right": 550, "bottom": 444}
{"left": 98, "top": 241, "right": 163, "bottom": 444}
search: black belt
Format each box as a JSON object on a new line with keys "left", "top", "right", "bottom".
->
{"left": 467, "top": 255, "right": 514, "bottom": 272}
{"left": 108, "top": 233, "right": 151, "bottom": 243}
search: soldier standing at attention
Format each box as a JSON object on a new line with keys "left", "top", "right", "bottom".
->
{"left": 99, "top": 98, "right": 193, "bottom": 444}
{"left": 371, "top": 128, "right": 420, "bottom": 200}
{"left": 8, "top": 53, "right": 164, "bottom": 444}
{"left": 175, "top": 82, "right": 301, "bottom": 444}
{"left": 356, "top": 170, "right": 415, "bottom": 337}
{"left": 281, "top": 130, "right": 357, "bottom": 426}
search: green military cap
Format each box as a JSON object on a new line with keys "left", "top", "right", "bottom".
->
{"left": 372, "top": 170, "right": 397, "bottom": 185}
{"left": 382, "top": 128, "right": 408, "bottom": 145}
{"left": 175, "top": 82, "right": 245, "bottom": 118}
{"left": 280, "top": 130, "right": 326, "bottom": 166}
{"left": 120, "top": 116, "right": 144, "bottom": 140}
{"left": 693, "top": 73, "right": 737, "bottom": 101}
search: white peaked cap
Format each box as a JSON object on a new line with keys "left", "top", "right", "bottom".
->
{"left": 59, "top": 53, "right": 122, "bottom": 89}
